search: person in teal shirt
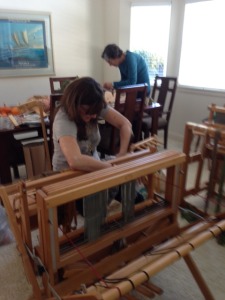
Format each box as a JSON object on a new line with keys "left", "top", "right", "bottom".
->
{"left": 101, "top": 44, "right": 151, "bottom": 96}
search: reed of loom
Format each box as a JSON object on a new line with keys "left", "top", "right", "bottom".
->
{"left": 31, "top": 149, "right": 185, "bottom": 297}
{"left": 180, "top": 122, "right": 225, "bottom": 217}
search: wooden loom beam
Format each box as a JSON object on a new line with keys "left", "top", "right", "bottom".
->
{"left": 42, "top": 151, "right": 185, "bottom": 206}
{"left": 183, "top": 254, "right": 214, "bottom": 300}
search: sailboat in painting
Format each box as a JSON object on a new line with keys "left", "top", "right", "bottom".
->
{"left": 12, "top": 31, "right": 30, "bottom": 49}
{"left": 22, "top": 31, "right": 29, "bottom": 46}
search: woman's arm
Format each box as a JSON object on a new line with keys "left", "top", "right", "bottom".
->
{"left": 104, "top": 106, "right": 132, "bottom": 157}
{"left": 59, "top": 136, "right": 112, "bottom": 172}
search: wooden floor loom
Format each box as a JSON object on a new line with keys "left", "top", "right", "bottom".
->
{"left": 1, "top": 146, "right": 225, "bottom": 300}
{"left": 180, "top": 122, "right": 225, "bottom": 217}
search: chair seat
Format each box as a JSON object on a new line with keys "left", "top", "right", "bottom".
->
{"left": 142, "top": 114, "right": 167, "bottom": 130}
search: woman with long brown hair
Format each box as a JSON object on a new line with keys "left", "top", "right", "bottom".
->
{"left": 52, "top": 76, "right": 132, "bottom": 172}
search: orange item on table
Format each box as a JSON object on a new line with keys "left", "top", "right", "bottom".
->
{"left": 1, "top": 106, "right": 11, "bottom": 114}
{"left": 10, "top": 106, "right": 21, "bottom": 115}
{"left": 0, "top": 106, "right": 21, "bottom": 116}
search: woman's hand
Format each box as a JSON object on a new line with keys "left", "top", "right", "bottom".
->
{"left": 59, "top": 136, "right": 112, "bottom": 172}
{"left": 103, "top": 82, "right": 113, "bottom": 90}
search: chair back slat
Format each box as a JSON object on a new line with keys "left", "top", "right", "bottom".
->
{"left": 17, "top": 100, "right": 52, "bottom": 178}
{"left": 49, "top": 76, "right": 78, "bottom": 94}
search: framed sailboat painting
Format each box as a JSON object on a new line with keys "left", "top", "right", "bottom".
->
{"left": 0, "top": 10, "right": 54, "bottom": 77}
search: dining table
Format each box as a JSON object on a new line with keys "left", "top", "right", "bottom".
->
{"left": 0, "top": 123, "right": 47, "bottom": 184}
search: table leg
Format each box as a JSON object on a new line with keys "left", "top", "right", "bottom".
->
{"left": 0, "top": 135, "right": 13, "bottom": 184}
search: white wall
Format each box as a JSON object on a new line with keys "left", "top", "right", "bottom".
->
{"left": 102, "top": 0, "right": 132, "bottom": 84}
{"left": 171, "top": 88, "right": 225, "bottom": 139}
{"left": 0, "top": 0, "right": 104, "bottom": 105}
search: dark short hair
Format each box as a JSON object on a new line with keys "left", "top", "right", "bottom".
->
{"left": 101, "top": 44, "right": 123, "bottom": 60}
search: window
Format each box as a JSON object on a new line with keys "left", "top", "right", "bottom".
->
{"left": 179, "top": 0, "right": 225, "bottom": 90}
{"left": 130, "top": 3, "right": 171, "bottom": 84}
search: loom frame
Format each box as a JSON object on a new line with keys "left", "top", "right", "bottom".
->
{"left": 34, "top": 150, "right": 186, "bottom": 296}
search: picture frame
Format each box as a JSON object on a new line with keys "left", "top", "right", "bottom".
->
{"left": 0, "top": 10, "right": 55, "bottom": 77}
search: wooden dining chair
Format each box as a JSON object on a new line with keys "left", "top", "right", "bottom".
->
{"left": 98, "top": 83, "right": 147, "bottom": 157}
{"left": 18, "top": 100, "right": 52, "bottom": 178}
{"left": 142, "top": 76, "right": 177, "bottom": 149}
{"left": 49, "top": 76, "right": 78, "bottom": 94}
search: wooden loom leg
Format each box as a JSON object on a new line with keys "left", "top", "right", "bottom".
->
{"left": 180, "top": 124, "right": 192, "bottom": 207}
{"left": 143, "top": 281, "right": 163, "bottom": 295}
{"left": 0, "top": 187, "right": 42, "bottom": 300}
{"left": 205, "top": 132, "right": 220, "bottom": 213}
{"left": 136, "top": 284, "right": 155, "bottom": 298}
{"left": 183, "top": 254, "right": 215, "bottom": 300}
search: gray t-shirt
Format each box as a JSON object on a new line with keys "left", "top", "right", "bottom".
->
{"left": 52, "top": 106, "right": 109, "bottom": 171}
